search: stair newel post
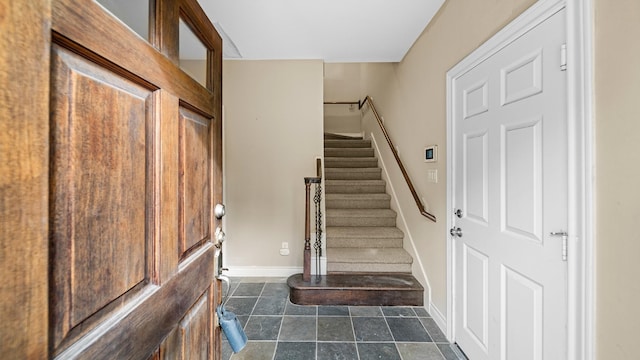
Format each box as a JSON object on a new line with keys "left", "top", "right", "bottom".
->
{"left": 303, "top": 179, "right": 312, "bottom": 282}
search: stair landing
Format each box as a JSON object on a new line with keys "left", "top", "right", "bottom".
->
{"left": 287, "top": 273, "right": 424, "bottom": 306}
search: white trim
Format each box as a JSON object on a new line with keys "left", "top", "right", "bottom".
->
{"left": 430, "top": 302, "right": 448, "bottom": 336}
{"left": 224, "top": 266, "right": 302, "bottom": 277}
{"left": 310, "top": 256, "right": 327, "bottom": 276}
{"left": 445, "top": 0, "right": 594, "bottom": 358}
{"left": 369, "top": 132, "right": 432, "bottom": 308}
{"left": 566, "top": 0, "right": 595, "bottom": 359}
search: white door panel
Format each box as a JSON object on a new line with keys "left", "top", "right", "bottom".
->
{"left": 454, "top": 9, "right": 567, "bottom": 360}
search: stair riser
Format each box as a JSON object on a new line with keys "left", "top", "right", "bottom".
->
{"left": 324, "top": 148, "right": 374, "bottom": 157}
{"left": 287, "top": 273, "right": 424, "bottom": 306}
{"left": 326, "top": 238, "right": 403, "bottom": 248}
{"left": 327, "top": 217, "right": 396, "bottom": 227}
{"left": 326, "top": 184, "right": 386, "bottom": 194}
{"left": 324, "top": 140, "right": 371, "bottom": 148}
{"left": 325, "top": 172, "right": 381, "bottom": 180}
{"left": 326, "top": 199, "right": 390, "bottom": 209}
{"left": 289, "top": 288, "right": 422, "bottom": 306}
{"left": 325, "top": 159, "right": 378, "bottom": 168}
{"left": 327, "top": 263, "right": 412, "bottom": 273}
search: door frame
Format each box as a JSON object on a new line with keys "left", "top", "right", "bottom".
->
{"left": 445, "top": 0, "right": 595, "bottom": 359}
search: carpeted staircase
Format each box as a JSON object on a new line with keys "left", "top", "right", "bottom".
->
{"left": 324, "top": 134, "right": 414, "bottom": 273}
{"left": 287, "top": 133, "right": 423, "bottom": 306}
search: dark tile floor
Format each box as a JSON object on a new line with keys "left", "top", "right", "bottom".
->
{"left": 221, "top": 277, "right": 468, "bottom": 360}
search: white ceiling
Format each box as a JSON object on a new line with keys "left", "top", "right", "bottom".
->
{"left": 196, "top": 0, "right": 446, "bottom": 62}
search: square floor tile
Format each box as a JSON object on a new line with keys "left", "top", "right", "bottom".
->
{"left": 349, "top": 306, "right": 383, "bottom": 317}
{"left": 357, "top": 343, "right": 401, "bottom": 360}
{"left": 252, "top": 296, "right": 286, "bottom": 315}
{"left": 318, "top": 305, "right": 350, "bottom": 316}
{"left": 285, "top": 301, "right": 317, "bottom": 316}
{"left": 386, "top": 317, "right": 431, "bottom": 342}
{"left": 230, "top": 341, "right": 276, "bottom": 360}
{"left": 317, "top": 316, "right": 354, "bottom": 342}
{"left": 222, "top": 340, "right": 232, "bottom": 360}
{"left": 279, "top": 316, "right": 316, "bottom": 341}
{"left": 274, "top": 342, "right": 316, "bottom": 360}
{"left": 413, "top": 307, "right": 431, "bottom": 317}
{"left": 262, "top": 283, "right": 290, "bottom": 297}
{"left": 382, "top": 306, "right": 416, "bottom": 317}
{"left": 232, "top": 283, "right": 265, "bottom": 296}
{"left": 420, "top": 317, "right": 448, "bottom": 342}
{"left": 225, "top": 297, "right": 258, "bottom": 316}
{"left": 437, "top": 344, "right": 468, "bottom": 360}
{"left": 244, "top": 316, "right": 282, "bottom": 340}
{"left": 352, "top": 317, "right": 393, "bottom": 342}
{"left": 317, "top": 342, "right": 358, "bottom": 360}
{"left": 397, "top": 343, "right": 444, "bottom": 360}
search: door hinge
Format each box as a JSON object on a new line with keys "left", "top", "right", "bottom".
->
{"left": 550, "top": 231, "right": 568, "bottom": 261}
{"left": 560, "top": 44, "right": 567, "bottom": 71}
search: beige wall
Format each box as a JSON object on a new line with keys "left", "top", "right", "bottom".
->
{"left": 223, "top": 60, "right": 324, "bottom": 273}
{"left": 594, "top": 0, "right": 640, "bottom": 357}
{"left": 324, "top": 63, "right": 362, "bottom": 102}
{"left": 323, "top": 63, "right": 363, "bottom": 135}
{"left": 358, "top": 0, "right": 536, "bottom": 313}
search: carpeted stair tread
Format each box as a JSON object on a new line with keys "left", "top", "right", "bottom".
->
{"left": 325, "top": 157, "right": 378, "bottom": 168}
{"left": 324, "top": 148, "right": 374, "bottom": 157}
{"left": 326, "top": 227, "right": 404, "bottom": 248}
{"left": 326, "top": 208, "right": 397, "bottom": 218}
{"left": 324, "top": 139, "right": 371, "bottom": 148}
{"left": 327, "top": 247, "right": 412, "bottom": 264}
{"left": 325, "top": 193, "right": 391, "bottom": 209}
{"left": 326, "top": 209, "right": 397, "bottom": 227}
{"left": 324, "top": 133, "right": 363, "bottom": 140}
{"left": 325, "top": 180, "right": 386, "bottom": 194}
{"left": 327, "top": 226, "right": 404, "bottom": 239}
{"left": 325, "top": 168, "right": 382, "bottom": 180}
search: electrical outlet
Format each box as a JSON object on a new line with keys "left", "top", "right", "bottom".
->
{"left": 281, "top": 242, "right": 288, "bottom": 249}
{"left": 279, "top": 248, "right": 290, "bottom": 256}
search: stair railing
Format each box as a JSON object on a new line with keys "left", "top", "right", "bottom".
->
{"left": 303, "top": 158, "right": 322, "bottom": 282}
{"left": 323, "top": 97, "right": 437, "bottom": 222}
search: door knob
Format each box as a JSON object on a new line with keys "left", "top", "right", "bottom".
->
{"left": 214, "top": 203, "right": 226, "bottom": 219}
{"left": 450, "top": 227, "right": 463, "bottom": 237}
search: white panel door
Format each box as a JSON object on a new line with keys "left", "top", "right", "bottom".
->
{"left": 453, "top": 9, "right": 567, "bottom": 360}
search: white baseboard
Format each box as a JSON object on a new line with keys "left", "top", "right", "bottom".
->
{"left": 224, "top": 266, "right": 302, "bottom": 278}
{"left": 430, "top": 302, "right": 450, "bottom": 341}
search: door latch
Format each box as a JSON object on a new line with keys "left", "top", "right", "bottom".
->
{"left": 550, "top": 231, "right": 568, "bottom": 261}
{"left": 450, "top": 227, "right": 463, "bottom": 238}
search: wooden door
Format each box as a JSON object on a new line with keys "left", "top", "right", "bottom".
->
{"left": 452, "top": 9, "right": 568, "bottom": 360}
{"left": 1, "top": 0, "right": 223, "bottom": 359}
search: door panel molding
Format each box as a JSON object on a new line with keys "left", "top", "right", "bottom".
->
{"left": 55, "top": 245, "right": 215, "bottom": 359}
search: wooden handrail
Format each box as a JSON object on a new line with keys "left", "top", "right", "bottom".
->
{"left": 357, "top": 96, "right": 437, "bottom": 222}
{"left": 323, "top": 101, "right": 360, "bottom": 105}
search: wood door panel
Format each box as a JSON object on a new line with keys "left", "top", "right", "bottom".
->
{"left": 161, "top": 287, "right": 213, "bottom": 359}
{"left": 55, "top": 246, "right": 216, "bottom": 359}
{"left": 179, "top": 107, "right": 211, "bottom": 257}
{"left": 50, "top": 44, "right": 153, "bottom": 350}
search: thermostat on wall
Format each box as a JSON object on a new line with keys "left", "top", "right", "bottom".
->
{"left": 424, "top": 145, "right": 438, "bottom": 163}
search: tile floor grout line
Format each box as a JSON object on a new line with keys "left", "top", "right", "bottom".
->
{"left": 348, "top": 306, "right": 362, "bottom": 360}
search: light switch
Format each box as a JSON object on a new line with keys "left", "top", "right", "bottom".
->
{"left": 427, "top": 169, "right": 438, "bottom": 183}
